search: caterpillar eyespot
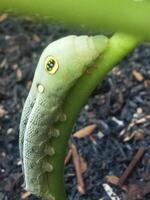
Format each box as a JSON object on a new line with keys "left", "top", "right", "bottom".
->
{"left": 45, "top": 56, "right": 59, "bottom": 75}
{"left": 19, "top": 35, "right": 108, "bottom": 199}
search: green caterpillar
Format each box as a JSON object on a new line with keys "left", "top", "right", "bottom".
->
{"left": 19, "top": 35, "right": 108, "bottom": 199}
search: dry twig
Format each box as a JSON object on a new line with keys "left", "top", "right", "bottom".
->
{"left": 70, "top": 143, "right": 85, "bottom": 194}
{"left": 118, "top": 147, "right": 146, "bottom": 187}
{"left": 64, "top": 149, "right": 72, "bottom": 165}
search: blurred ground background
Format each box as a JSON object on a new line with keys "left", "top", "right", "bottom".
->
{"left": 0, "top": 15, "right": 150, "bottom": 200}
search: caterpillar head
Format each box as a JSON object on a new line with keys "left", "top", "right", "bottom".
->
{"left": 32, "top": 35, "right": 108, "bottom": 98}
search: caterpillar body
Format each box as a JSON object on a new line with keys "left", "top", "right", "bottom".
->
{"left": 19, "top": 35, "right": 108, "bottom": 199}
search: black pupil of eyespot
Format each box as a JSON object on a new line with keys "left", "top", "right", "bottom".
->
{"left": 46, "top": 59, "right": 55, "bottom": 71}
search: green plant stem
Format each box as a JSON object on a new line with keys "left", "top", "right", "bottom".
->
{"left": 48, "top": 33, "right": 140, "bottom": 200}
{"left": 0, "top": 0, "right": 150, "bottom": 40}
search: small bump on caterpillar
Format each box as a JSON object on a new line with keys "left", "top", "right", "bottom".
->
{"left": 42, "top": 162, "right": 53, "bottom": 172}
{"left": 48, "top": 128, "right": 61, "bottom": 138}
{"left": 44, "top": 146, "right": 55, "bottom": 156}
{"left": 55, "top": 112, "right": 67, "bottom": 122}
{"left": 45, "top": 193, "right": 55, "bottom": 200}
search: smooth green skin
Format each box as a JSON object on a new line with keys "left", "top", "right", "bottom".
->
{"left": 0, "top": 0, "right": 150, "bottom": 40}
{"left": 19, "top": 35, "right": 109, "bottom": 199}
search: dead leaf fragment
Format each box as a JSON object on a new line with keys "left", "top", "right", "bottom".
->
{"left": 106, "top": 176, "right": 128, "bottom": 191}
{"left": 124, "top": 129, "right": 145, "bottom": 142}
{"left": 0, "top": 13, "right": 8, "bottom": 22}
{"left": 89, "top": 135, "right": 96, "bottom": 143}
{"left": 0, "top": 59, "right": 7, "bottom": 69}
{"left": 145, "top": 115, "right": 150, "bottom": 120}
{"left": 105, "top": 175, "right": 119, "bottom": 185}
{"left": 132, "top": 70, "right": 144, "bottom": 82}
{"left": 134, "top": 130, "right": 145, "bottom": 141}
{"left": 134, "top": 118, "right": 146, "bottom": 124}
{"left": 77, "top": 185, "right": 85, "bottom": 195}
{"left": 144, "top": 80, "right": 150, "bottom": 88}
{"left": 64, "top": 149, "right": 72, "bottom": 165}
{"left": 26, "top": 80, "right": 32, "bottom": 90}
{"left": 70, "top": 143, "right": 85, "bottom": 194}
{"left": 136, "top": 107, "right": 143, "bottom": 114}
{"left": 73, "top": 124, "right": 97, "bottom": 138}
{"left": 79, "top": 156, "right": 87, "bottom": 174}
{"left": 123, "top": 132, "right": 136, "bottom": 142}
{"left": 16, "top": 68, "right": 22, "bottom": 81}
{"left": 21, "top": 191, "right": 31, "bottom": 199}
{"left": 0, "top": 105, "right": 7, "bottom": 118}
{"left": 32, "top": 34, "right": 41, "bottom": 42}
{"left": 11, "top": 63, "right": 18, "bottom": 70}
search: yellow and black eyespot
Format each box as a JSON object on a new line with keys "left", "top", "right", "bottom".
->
{"left": 45, "top": 56, "right": 59, "bottom": 74}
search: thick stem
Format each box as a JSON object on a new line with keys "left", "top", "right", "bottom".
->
{"left": 0, "top": 0, "right": 149, "bottom": 40}
{"left": 48, "top": 33, "right": 140, "bottom": 200}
